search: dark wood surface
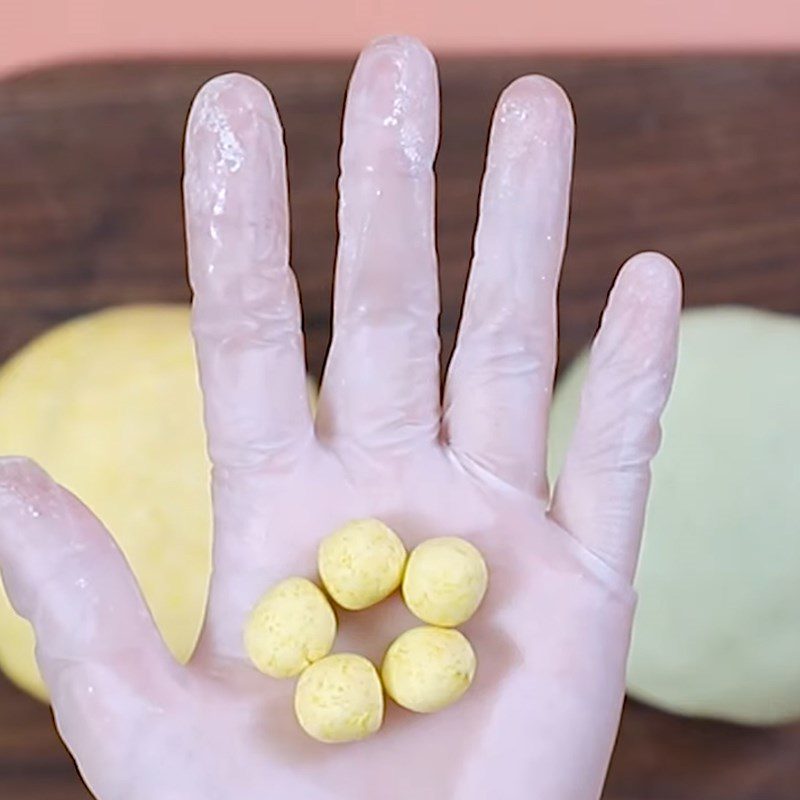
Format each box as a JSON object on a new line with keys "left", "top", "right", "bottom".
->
{"left": 0, "top": 54, "right": 798, "bottom": 799}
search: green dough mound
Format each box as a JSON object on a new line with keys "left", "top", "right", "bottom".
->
{"left": 548, "top": 306, "right": 800, "bottom": 725}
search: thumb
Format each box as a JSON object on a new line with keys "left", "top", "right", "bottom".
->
{"left": 0, "top": 457, "right": 177, "bottom": 780}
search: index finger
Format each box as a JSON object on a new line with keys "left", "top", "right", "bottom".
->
{"left": 184, "top": 74, "right": 313, "bottom": 473}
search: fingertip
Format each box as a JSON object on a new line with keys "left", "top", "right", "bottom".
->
{"left": 500, "top": 74, "right": 572, "bottom": 114}
{"left": 346, "top": 33, "right": 440, "bottom": 171}
{"left": 185, "top": 72, "right": 280, "bottom": 171}
{"left": 622, "top": 250, "right": 681, "bottom": 285}
{"left": 494, "top": 74, "right": 575, "bottom": 141}
{"left": 183, "top": 70, "right": 289, "bottom": 276}
{"left": 0, "top": 454, "right": 44, "bottom": 479}
{"left": 0, "top": 459, "right": 73, "bottom": 566}
{"left": 616, "top": 251, "right": 684, "bottom": 314}
{"left": 354, "top": 33, "right": 438, "bottom": 91}
{"left": 189, "top": 72, "right": 276, "bottom": 124}
{"left": 0, "top": 456, "right": 54, "bottom": 505}
{"left": 363, "top": 34, "right": 435, "bottom": 68}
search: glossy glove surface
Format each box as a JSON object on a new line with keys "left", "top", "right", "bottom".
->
{"left": 0, "top": 36, "right": 681, "bottom": 800}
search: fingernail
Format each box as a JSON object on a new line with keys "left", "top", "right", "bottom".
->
{"left": 0, "top": 457, "right": 59, "bottom": 525}
{"left": 185, "top": 73, "right": 279, "bottom": 209}
{"left": 348, "top": 36, "right": 438, "bottom": 169}
{"left": 185, "top": 73, "right": 284, "bottom": 279}
{"left": 492, "top": 75, "right": 574, "bottom": 161}
{"left": 0, "top": 456, "right": 46, "bottom": 490}
{"left": 616, "top": 253, "right": 683, "bottom": 311}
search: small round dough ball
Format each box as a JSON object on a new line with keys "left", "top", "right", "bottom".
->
{"left": 382, "top": 626, "right": 476, "bottom": 713}
{"left": 294, "top": 653, "right": 384, "bottom": 743}
{"left": 244, "top": 578, "right": 336, "bottom": 679}
{"left": 402, "top": 537, "right": 488, "bottom": 627}
{"left": 318, "top": 518, "right": 407, "bottom": 610}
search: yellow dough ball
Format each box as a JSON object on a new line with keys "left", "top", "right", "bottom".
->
{"left": 245, "top": 577, "right": 336, "bottom": 678}
{"left": 318, "top": 519, "right": 407, "bottom": 610}
{"left": 0, "top": 304, "right": 317, "bottom": 701}
{"left": 294, "top": 653, "right": 384, "bottom": 743}
{"left": 402, "top": 537, "right": 488, "bottom": 627}
{"left": 381, "top": 626, "right": 476, "bottom": 713}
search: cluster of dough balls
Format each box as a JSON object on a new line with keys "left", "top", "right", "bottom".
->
{"left": 244, "top": 519, "right": 488, "bottom": 743}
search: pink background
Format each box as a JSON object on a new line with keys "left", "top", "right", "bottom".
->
{"left": 2, "top": 0, "right": 800, "bottom": 76}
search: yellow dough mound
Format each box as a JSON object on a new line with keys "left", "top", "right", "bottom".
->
{"left": 0, "top": 304, "right": 316, "bottom": 702}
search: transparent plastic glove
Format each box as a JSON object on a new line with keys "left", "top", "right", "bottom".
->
{"left": 0, "top": 36, "right": 681, "bottom": 800}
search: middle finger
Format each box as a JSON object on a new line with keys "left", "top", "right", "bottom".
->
{"left": 317, "top": 36, "right": 442, "bottom": 454}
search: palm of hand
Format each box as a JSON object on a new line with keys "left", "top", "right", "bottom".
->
{"left": 0, "top": 36, "right": 680, "bottom": 800}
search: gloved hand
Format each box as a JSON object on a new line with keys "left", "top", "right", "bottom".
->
{"left": 0, "top": 35, "right": 681, "bottom": 800}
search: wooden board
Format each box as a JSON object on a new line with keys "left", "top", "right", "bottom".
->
{"left": 0, "top": 55, "right": 798, "bottom": 798}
